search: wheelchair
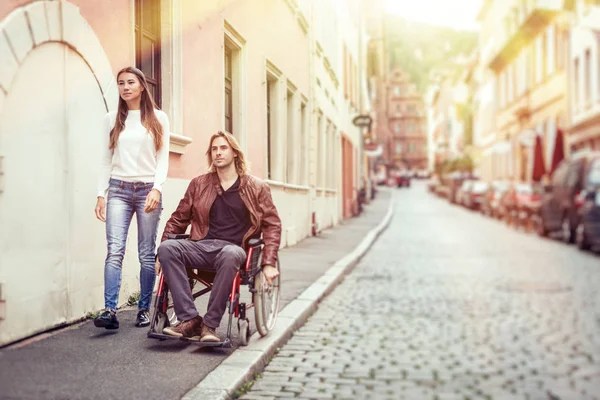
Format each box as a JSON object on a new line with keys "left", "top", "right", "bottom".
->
{"left": 147, "top": 235, "right": 281, "bottom": 347}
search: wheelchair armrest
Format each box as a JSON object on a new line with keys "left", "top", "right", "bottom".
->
{"left": 167, "top": 233, "right": 190, "bottom": 240}
{"left": 247, "top": 238, "right": 264, "bottom": 247}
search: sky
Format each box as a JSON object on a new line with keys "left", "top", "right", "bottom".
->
{"left": 384, "top": 0, "right": 484, "bottom": 31}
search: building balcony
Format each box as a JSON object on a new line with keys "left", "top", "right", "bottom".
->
{"left": 488, "top": 0, "right": 563, "bottom": 71}
{"left": 393, "top": 133, "right": 428, "bottom": 139}
{"left": 390, "top": 91, "right": 421, "bottom": 100}
{"left": 388, "top": 111, "right": 426, "bottom": 119}
{"left": 393, "top": 153, "right": 428, "bottom": 161}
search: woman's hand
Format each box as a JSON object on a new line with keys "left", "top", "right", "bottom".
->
{"left": 95, "top": 197, "right": 106, "bottom": 222}
{"left": 155, "top": 259, "right": 162, "bottom": 275}
{"left": 144, "top": 189, "right": 161, "bottom": 213}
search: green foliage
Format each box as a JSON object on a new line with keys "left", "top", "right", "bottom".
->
{"left": 385, "top": 16, "right": 478, "bottom": 91}
{"left": 127, "top": 291, "right": 140, "bottom": 306}
{"left": 440, "top": 155, "right": 475, "bottom": 174}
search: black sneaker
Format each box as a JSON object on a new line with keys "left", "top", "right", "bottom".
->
{"left": 135, "top": 310, "right": 150, "bottom": 327}
{"left": 94, "top": 310, "right": 119, "bottom": 330}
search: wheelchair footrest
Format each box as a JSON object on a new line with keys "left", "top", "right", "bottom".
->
{"left": 148, "top": 331, "right": 232, "bottom": 348}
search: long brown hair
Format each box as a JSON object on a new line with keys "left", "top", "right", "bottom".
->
{"left": 109, "top": 67, "right": 163, "bottom": 151}
{"left": 206, "top": 131, "right": 249, "bottom": 175}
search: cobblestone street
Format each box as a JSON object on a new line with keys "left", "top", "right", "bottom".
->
{"left": 241, "top": 182, "right": 600, "bottom": 400}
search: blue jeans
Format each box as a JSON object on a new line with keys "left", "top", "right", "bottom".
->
{"left": 104, "top": 178, "right": 162, "bottom": 311}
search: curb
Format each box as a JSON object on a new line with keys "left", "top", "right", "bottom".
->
{"left": 181, "top": 192, "right": 395, "bottom": 400}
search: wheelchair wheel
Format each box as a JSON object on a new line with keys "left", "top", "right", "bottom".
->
{"left": 253, "top": 259, "right": 280, "bottom": 337}
{"left": 238, "top": 318, "right": 251, "bottom": 346}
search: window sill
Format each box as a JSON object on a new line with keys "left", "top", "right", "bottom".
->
{"left": 265, "top": 180, "right": 310, "bottom": 192}
{"left": 169, "top": 132, "right": 193, "bottom": 155}
{"left": 316, "top": 187, "right": 337, "bottom": 194}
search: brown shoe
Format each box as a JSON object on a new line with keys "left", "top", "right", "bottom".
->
{"left": 163, "top": 316, "right": 203, "bottom": 338}
{"left": 200, "top": 324, "right": 220, "bottom": 342}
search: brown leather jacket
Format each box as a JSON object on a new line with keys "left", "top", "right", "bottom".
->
{"left": 161, "top": 172, "right": 282, "bottom": 267}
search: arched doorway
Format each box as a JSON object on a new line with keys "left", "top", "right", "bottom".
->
{"left": 0, "top": 1, "right": 116, "bottom": 345}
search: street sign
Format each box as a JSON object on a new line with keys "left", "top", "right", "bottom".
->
{"left": 352, "top": 115, "right": 372, "bottom": 128}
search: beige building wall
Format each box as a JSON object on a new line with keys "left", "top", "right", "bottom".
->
{"left": 0, "top": 1, "right": 121, "bottom": 345}
{"left": 484, "top": 0, "right": 567, "bottom": 182}
{"left": 569, "top": 1, "right": 600, "bottom": 152}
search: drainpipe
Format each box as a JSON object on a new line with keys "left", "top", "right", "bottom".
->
{"left": 308, "top": 1, "right": 318, "bottom": 235}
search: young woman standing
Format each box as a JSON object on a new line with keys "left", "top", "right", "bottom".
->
{"left": 94, "top": 67, "right": 170, "bottom": 329}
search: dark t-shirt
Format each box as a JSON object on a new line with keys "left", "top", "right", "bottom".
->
{"left": 204, "top": 177, "right": 251, "bottom": 247}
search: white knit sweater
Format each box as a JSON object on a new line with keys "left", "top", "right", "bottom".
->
{"left": 97, "top": 109, "right": 170, "bottom": 197}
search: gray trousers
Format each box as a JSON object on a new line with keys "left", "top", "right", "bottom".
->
{"left": 157, "top": 239, "right": 246, "bottom": 329}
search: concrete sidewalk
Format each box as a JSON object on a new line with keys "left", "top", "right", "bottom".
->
{"left": 0, "top": 189, "right": 391, "bottom": 400}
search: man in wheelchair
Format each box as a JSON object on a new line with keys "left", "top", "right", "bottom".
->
{"left": 156, "top": 130, "right": 281, "bottom": 342}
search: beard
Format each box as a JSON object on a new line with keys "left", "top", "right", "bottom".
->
{"left": 214, "top": 157, "right": 235, "bottom": 170}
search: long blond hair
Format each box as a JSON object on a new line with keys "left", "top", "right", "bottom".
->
{"left": 206, "top": 131, "right": 249, "bottom": 175}
{"left": 109, "top": 66, "right": 163, "bottom": 151}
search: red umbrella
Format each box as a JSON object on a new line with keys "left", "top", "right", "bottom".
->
{"left": 550, "top": 128, "right": 565, "bottom": 175}
{"left": 531, "top": 133, "right": 546, "bottom": 182}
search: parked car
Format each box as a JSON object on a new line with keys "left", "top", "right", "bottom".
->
{"left": 538, "top": 151, "right": 600, "bottom": 242}
{"left": 576, "top": 157, "right": 600, "bottom": 250}
{"left": 396, "top": 171, "right": 411, "bottom": 188}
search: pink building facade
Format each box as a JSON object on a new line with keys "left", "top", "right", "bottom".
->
{"left": 0, "top": 0, "right": 367, "bottom": 345}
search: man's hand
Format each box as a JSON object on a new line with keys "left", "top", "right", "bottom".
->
{"left": 262, "top": 265, "right": 279, "bottom": 285}
{"left": 144, "top": 189, "right": 161, "bottom": 213}
{"left": 95, "top": 197, "right": 106, "bottom": 222}
{"left": 155, "top": 259, "right": 162, "bottom": 275}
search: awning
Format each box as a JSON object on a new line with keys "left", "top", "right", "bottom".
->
{"left": 365, "top": 145, "right": 383, "bottom": 158}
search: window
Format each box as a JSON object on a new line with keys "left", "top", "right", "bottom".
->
{"left": 351, "top": 61, "right": 357, "bottom": 107}
{"left": 546, "top": 25, "right": 555, "bottom": 76}
{"left": 541, "top": 32, "right": 547, "bottom": 78}
{"left": 518, "top": 52, "right": 527, "bottom": 96}
{"left": 598, "top": 39, "right": 600, "bottom": 101}
{"left": 395, "top": 123, "right": 401, "bottom": 133}
{"left": 224, "top": 46, "right": 233, "bottom": 133}
{"left": 395, "top": 142, "right": 402, "bottom": 154}
{"left": 574, "top": 57, "right": 580, "bottom": 112}
{"left": 316, "top": 112, "right": 323, "bottom": 187}
{"left": 530, "top": 43, "right": 536, "bottom": 87}
{"left": 343, "top": 45, "right": 349, "bottom": 99}
{"left": 507, "top": 65, "right": 514, "bottom": 103}
{"left": 555, "top": 24, "right": 564, "bottom": 70}
{"left": 135, "top": 0, "right": 161, "bottom": 107}
{"left": 396, "top": 103, "right": 401, "bottom": 112}
{"left": 499, "top": 72, "right": 505, "bottom": 108}
{"left": 286, "top": 88, "right": 296, "bottom": 184}
{"left": 299, "top": 101, "right": 307, "bottom": 185}
{"left": 585, "top": 49, "right": 591, "bottom": 107}
{"left": 394, "top": 86, "right": 401, "bottom": 96}
{"left": 266, "top": 73, "right": 279, "bottom": 180}
{"left": 223, "top": 26, "right": 245, "bottom": 142}
{"left": 328, "top": 125, "right": 336, "bottom": 189}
